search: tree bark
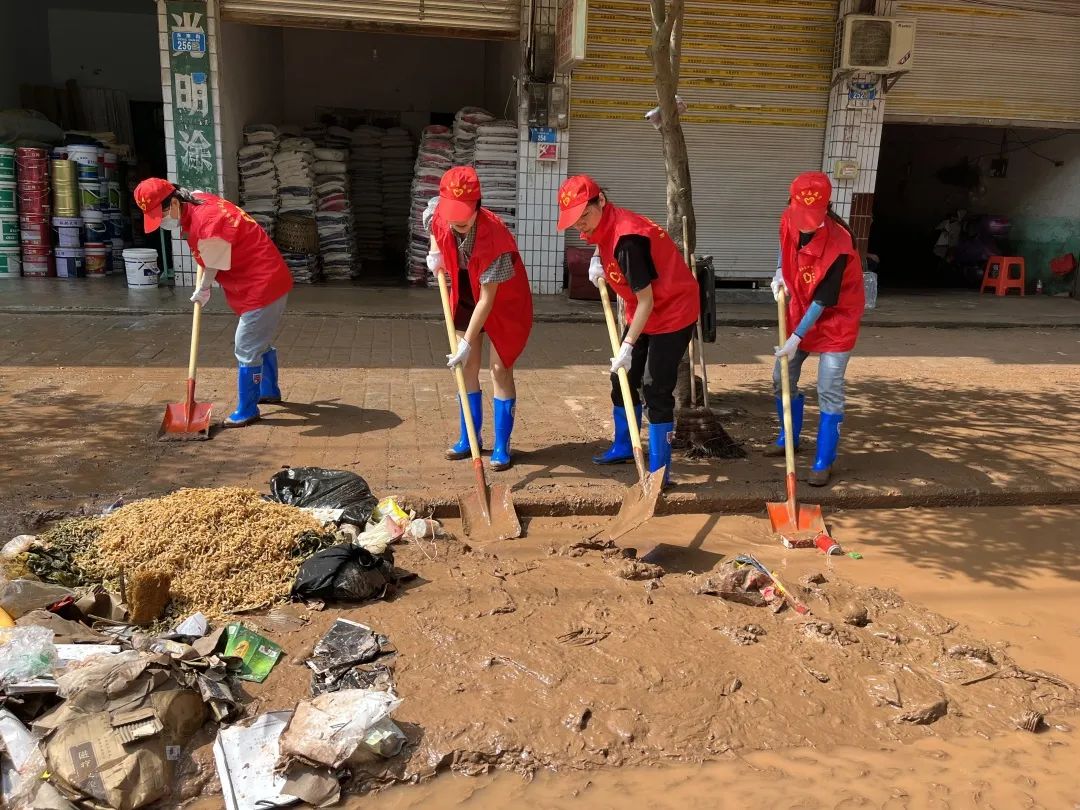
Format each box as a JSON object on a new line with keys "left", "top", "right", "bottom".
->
{"left": 647, "top": 0, "right": 695, "bottom": 253}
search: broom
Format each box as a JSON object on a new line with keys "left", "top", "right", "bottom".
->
{"left": 673, "top": 217, "right": 744, "bottom": 460}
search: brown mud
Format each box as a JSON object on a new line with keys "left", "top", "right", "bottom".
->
{"left": 177, "top": 506, "right": 1080, "bottom": 807}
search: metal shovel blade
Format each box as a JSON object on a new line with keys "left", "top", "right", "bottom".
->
{"left": 605, "top": 467, "right": 666, "bottom": 542}
{"left": 159, "top": 400, "right": 213, "bottom": 441}
{"left": 766, "top": 499, "right": 826, "bottom": 536}
{"left": 460, "top": 483, "right": 521, "bottom": 543}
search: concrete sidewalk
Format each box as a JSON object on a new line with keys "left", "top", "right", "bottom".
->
{"left": 1, "top": 310, "right": 1078, "bottom": 537}
{"left": 2, "top": 276, "right": 1079, "bottom": 328}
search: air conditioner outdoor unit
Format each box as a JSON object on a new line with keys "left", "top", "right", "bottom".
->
{"left": 840, "top": 15, "right": 916, "bottom": 73}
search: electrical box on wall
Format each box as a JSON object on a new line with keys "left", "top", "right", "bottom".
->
{"left": 526, "top": 83, "right": 568, "bottom": 129}
{"left": 841, "top": 16, "right": 916, "bottom": 73}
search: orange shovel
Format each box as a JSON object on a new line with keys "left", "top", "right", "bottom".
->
{"left": 767, "top": 290, "right": 825, "bottom": 534}
{"left": 159, "top": 265, "right": 213, "bottom": 440}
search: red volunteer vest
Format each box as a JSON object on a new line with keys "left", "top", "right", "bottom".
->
{"left": 779, "top": 210, "right": 864, "bottom": 353}
{"left": 432, "top": 207, "right": 534, "bottom": 368}
{"left": 182, "top": 193, "right": 293, "bottom": 316}
{"left": 587, "top": 205, "right": 699, "bottom": 335}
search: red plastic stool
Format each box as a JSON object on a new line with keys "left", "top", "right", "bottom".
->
{"left": 980, "top": 256, "right": 1025, "bottom": 296}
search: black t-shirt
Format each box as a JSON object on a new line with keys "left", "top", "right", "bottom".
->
{"left": 614, "top": 235, "right": 658, "bottom": 292}
{"left": 798, "top": 231, "right": 845, "bottom": 307}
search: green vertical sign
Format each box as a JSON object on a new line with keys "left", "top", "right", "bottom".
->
{"left": 165, "top": 1, "right": 218, "bottom": 192}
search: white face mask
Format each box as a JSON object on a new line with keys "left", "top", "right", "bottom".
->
{"left": 160, "top": 216, "right": 181, "bottom": 232}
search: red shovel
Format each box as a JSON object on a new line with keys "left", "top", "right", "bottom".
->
{"left": 159, "top": 266, "right": 213, "bottom": 440}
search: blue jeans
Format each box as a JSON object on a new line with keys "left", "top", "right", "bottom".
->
{"left": 234, "top": 293, "right": 288, "bottom": 365}
{"left": 772, "top": 350, "right": 851, "bottom": 415}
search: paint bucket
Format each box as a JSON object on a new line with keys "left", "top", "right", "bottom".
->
{"left": 0, "top": 147, "right": 15, "bottom": 182}
{"left": 52, "top": 161, "right": 79, "bottom": 217}
{"left": 17, "top": 182, "right": 49, "bottom": 216}
{"left": 20, "top": 245, "right": 52, "bottom": 277}
{"left": 15, "top": 147, "right": 48, "bottom": 185}
{"left": 55, "top": 246, "right": 84, "bottom": 278}
{"left": 81, "top": 210, "right": 106, "bottom": 244}
{"left": 103, "top": 152, "right": 117, "bottom": 180}
{"left": 111, "top": 238, "right": 125, "bottom": 272}
{"left": 122, "top": 248, "right": 160, "bottom": 287}
{"left": 52, "top": 216, "right": 82, "bottom": 248}
{"left": 84, "top": 243, "right": 108, "bottom": 277}
{"left": 0, "top": 247, "right": 20, "bottom": 277}
{"left": 105, "top": 208, "right": 124, "bottom": 241}
{"left": 0, "top": 181, "right": 16, "bottom": 214}
{"left": 67, "top": 145, "right": 99, "bottom": 182}
{"left": 19, "top": 212, "right": 50, "bottom": 247}
{"left": 78, "top": 182, "right": 103, "bottom": 214}
{"left": 108, "top": 181, "right": 122, "bottom": 209}
{"left": 0, "top": 214, "right": 18, "bottom": 247}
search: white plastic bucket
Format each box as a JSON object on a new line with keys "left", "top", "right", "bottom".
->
{"left": 122, "top": 248, "right": 160, "bottom": 287}
{"left": 53, "top": 216, "right": 82, "bottom": 248}
{"left": 67, "top": 145, "right": 99, "bottom": 182}
{"left": 55, "top": 247, "right": 84, "bottom": 278}
{"left": 0, "top": 181, "right": 16, "bottom": 214}
{"left": 0, "top": 213, "right": 18, "bottom": 247}
{"left": 0, "top": 147, "right": 14, "bottom": 182}
{"left": 0, "top": 247, "right": 20, "bottom": 277}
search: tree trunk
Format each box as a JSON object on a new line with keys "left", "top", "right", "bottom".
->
{"left": 647, "top": 0, "right": 694, "bottom": 253}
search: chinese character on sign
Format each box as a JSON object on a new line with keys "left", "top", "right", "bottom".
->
{"left": 179, "top": 129, "right": 214, "bottom": 174}
{"left": 174, "top": 72, "right": 209, "bottom": 115}
{"left": 170, "top": 12, "right": 206, "bottom": 58}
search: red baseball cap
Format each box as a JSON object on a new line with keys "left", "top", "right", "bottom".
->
{"left": 438, "top": 166, "right": 481, "bottom": 223}
{"left": 787, "top": 171, "right": 831, "bottom": 231}
{"left": 133, "top": 177, "right": 175, "bottom": 233}
{"left": 557, "top": 175, "right": 601, "bottom": 231}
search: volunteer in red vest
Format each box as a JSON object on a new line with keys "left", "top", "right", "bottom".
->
{"left": 557, "top": 175, "right": 699, "bottom": 485}
{"left": 769, "top": 171, "right": 864, "bottom": 486}
{"left": 428, "top": 166, "right": 534, "bottom": 471}
{"left": 134, "top": 178, "right": 293, "bottom": 428}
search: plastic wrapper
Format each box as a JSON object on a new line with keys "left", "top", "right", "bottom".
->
{"left": 0, "top": 626, "right": 57, "bottom": 684}
{"left": 0, "top": 579, "right": 74, "bottom": 619}
{"left": 268, "top": 468, "right": 377, "bottom": 527}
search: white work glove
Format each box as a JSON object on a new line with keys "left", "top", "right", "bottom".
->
{"left": 190, "top": 286, "right": 211, "bottom": 307}
{"left": 422, "top": 196, "right": 439, "bottom": 233}
{"left": 775, "top": 333, "right": 802, "bottom": 359}
{"left": 588, "top": 255, "right": 605, "bottom": 288}
{"left": 770, "top": 267, "right": 787, "bottom": 302}
{"left": 426, "top": 250, "right": 442, "bottom": 272}
{"left": 446, "top": 336, "right": 471, "bottom": 369}
{"left": 610, "top": 340, "right": 634, "bottom": 374}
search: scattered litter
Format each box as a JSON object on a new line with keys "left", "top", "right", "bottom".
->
{"left": 842, "top": 603, "right": 869, "bottom": 627}
{"left": 306, "top": 619, "right": 395, "bottom": 696}
{"left": 279, "top": 688, "right": 402, "bottom": 769}
{"left": 612, "top": 560, "right": 665, "bottom": 581}
{"left": 1, "top": 534, "right": 36, "bottom": 559}
{"left": 1014, "top": 710, "right": 1044, "bottom": 733}
{"left": 894, "top": 698, "right": 948, "bottom": 725}
{"left": 291, "top": 544, "right": 407, "bottom": 603}
{"left": 214, "top": 711, "right": 298, "bottom": 810}
{"left": 173, "top": 612, "right": 209, "bottom": 638}
{"left": 269, "top": 467, "right": 378, "bottom": 527}
{"left": 847, "top": 551, "right": 864, "bottom": 560}
{"left": 0, "top": 579, "right": 74, "bottom": 619}
{"left": 0, "top": 626, "right": 57, "bottom": 685}
{"left": 222, "top": 623, "right": 283, "bottom": 683}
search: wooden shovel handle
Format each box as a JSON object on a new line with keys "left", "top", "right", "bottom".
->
{"left": 598, "top": 278, "right": 647, "bottom": 481}
{"left": 436, "top": 270, "right": 482, "bottom": 463}
{"left": 188, "top": 265, "right": 204, "bottom": 383}
{"left": 776, "top": 290, "right": 797, "bottom": 484}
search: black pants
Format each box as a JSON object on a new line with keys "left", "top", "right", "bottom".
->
{"left": 610, "top": 323, "right": 694, "bottom": 425}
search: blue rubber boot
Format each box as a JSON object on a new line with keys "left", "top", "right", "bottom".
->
{"left": 648, "top": 421, "right": 674, "bottom": 487}
{"left": 592, "top": 405, "right": 643, "bottom": 465}
{"left": 808, "top": 412, "right": 843, "bottom": 487}
{"left": 446, "top": 391, "right": 483, "bottom": 460}
{"left": 765, "top": 394, "right": 804, "bottom": 456}
{"left": 224, "top": 365, "right": 262, "bottom": 427}
{"left": 491, "top": 398, "right": 516, "bottom": 471}
{"left": 259, "top": 347, "right": 282, "bottom": 404}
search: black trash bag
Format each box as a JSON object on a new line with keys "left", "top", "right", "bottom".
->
{"left": 291, "top": 544, "right": 395, "bottom": 602}
{"left": 269, "top": 467, "right": 378, "bottom": 526}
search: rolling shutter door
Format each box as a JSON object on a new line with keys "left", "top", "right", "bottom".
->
{"left": 888, "top": 1, "right": 1080, "bottom": 127}
{"left": 220, "top": 0, "right": 520, "bottom": 39}
{"left": 569, "top": 0, "right": 835, "bottom": 279}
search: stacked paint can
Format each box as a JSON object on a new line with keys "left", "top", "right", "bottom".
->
{"left": 69, "top": 144, "right": 107, "bottom": 276}
{"left": 51, "top": 158, "right": 83, "bottom": 278}
{"left": 16, "top": 147, "right": 52, "bottom": 276}
{"left": 0, "top": 146, "right": 17, "bottom": 277}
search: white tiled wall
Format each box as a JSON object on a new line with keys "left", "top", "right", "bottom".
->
{"left": 516, "top": 114, "right": 569, "bottom": 295}
{"left": 157, "top": 0, "right": 225, "bottom": 288}
{"left": 820, "top": 0, "right": 894, "bottom": 221}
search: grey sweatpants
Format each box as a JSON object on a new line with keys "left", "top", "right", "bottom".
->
{"left": 234, "top": 293, "right": 288, "bottom": 366}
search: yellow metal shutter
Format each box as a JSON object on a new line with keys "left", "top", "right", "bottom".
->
{"left": 569, "top": 0, "right": 835, "bottom": 279}
{"left": 220, "top": 0, "right": 520, "bottom": 39}
{"left": 888, "top": 1, "right": 1080, "bottom": 126}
